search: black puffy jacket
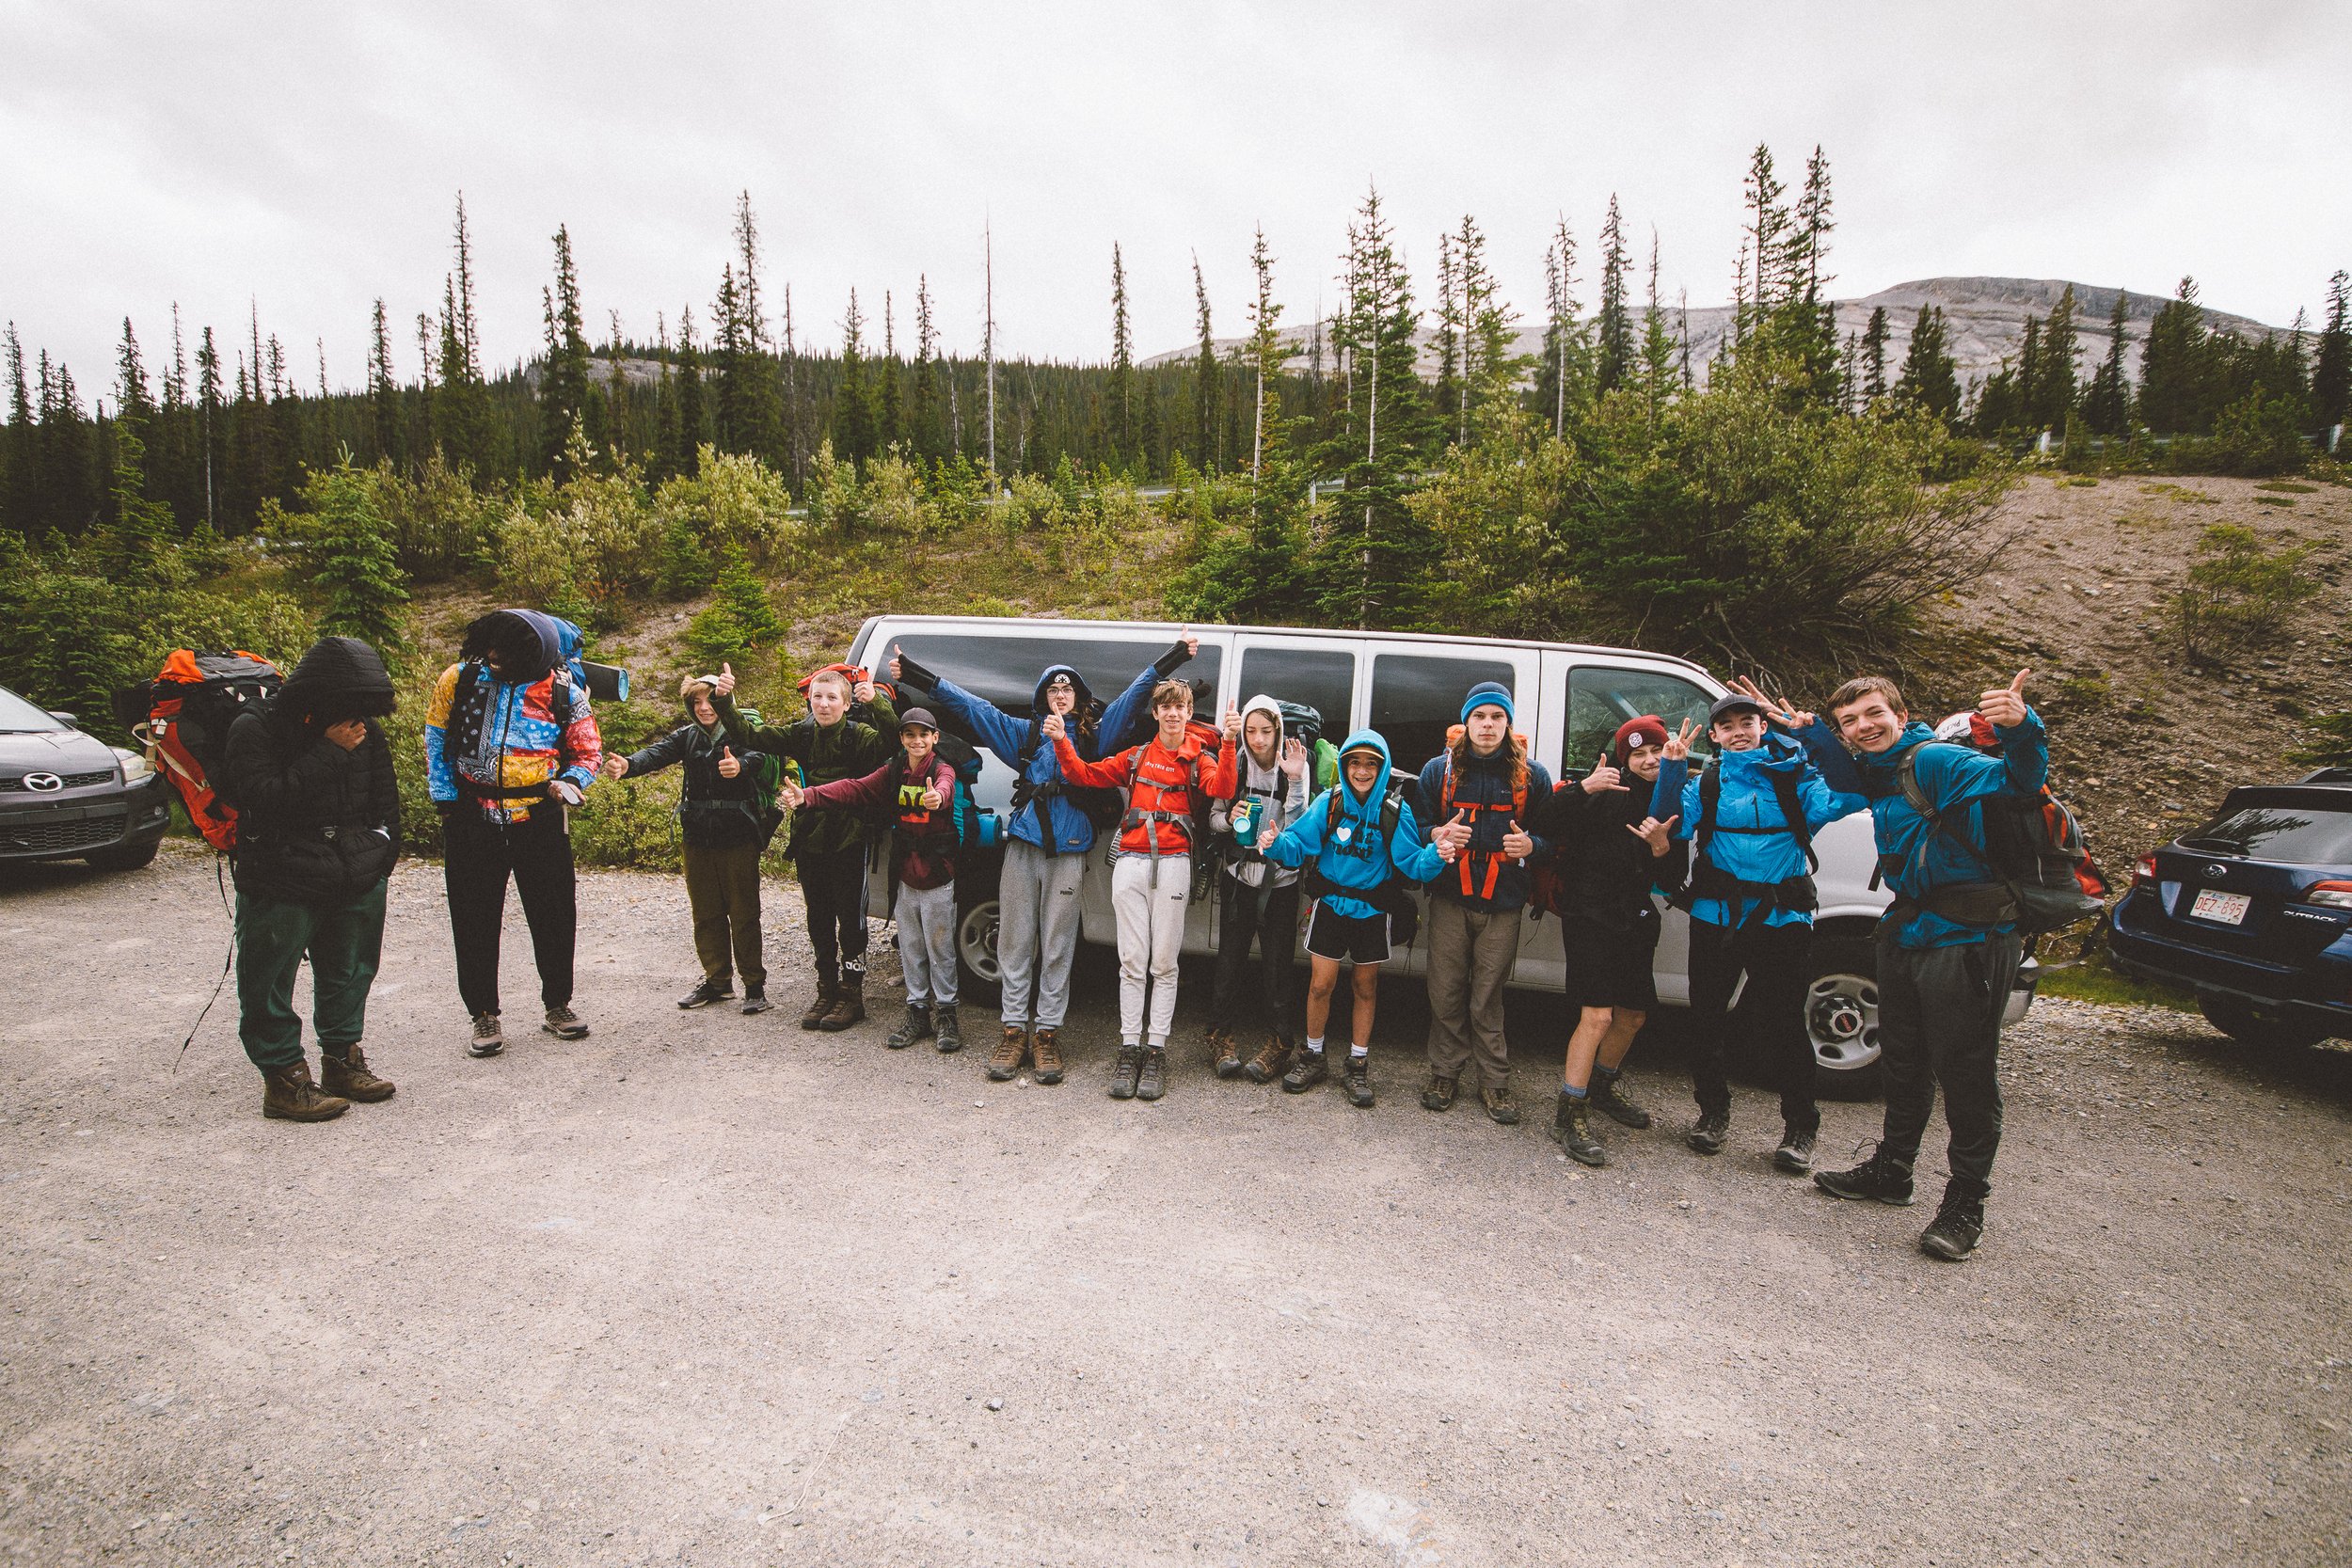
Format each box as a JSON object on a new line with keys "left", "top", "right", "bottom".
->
{"left": 1535, "top": 773, "right": 1679, "bottom": 932}
{"left": 622, "top": 716, "right": 771, "bottom": 850}
{"left": 224, "top": 637, "right": 402, "bottom": 906}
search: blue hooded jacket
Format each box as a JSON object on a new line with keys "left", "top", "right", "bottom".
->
{"left": 1652, "top": 732, "right": 1856, "bottom": 930}
{"left": 1263, "top": 730, "right": 1448, "bottom": 921}
{"left": 1792, "top": 712, "right": 2049, "bottom": 949}
{"left": 921, "top": 658, "right": 1167, "bottom": 855}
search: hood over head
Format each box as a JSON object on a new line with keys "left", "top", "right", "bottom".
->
{"left": 1030, "top": 664, "right": 1098, "bottom": 716}
{"left": 459, "top": 608, "right": 563, "bottom": 685}
{"left": 275, "top": 636, "right": 396, "bottom": 727}
{"left": 1333, "top": 728, "right": 1394, "bottom": 816}
{"left": 1238, "top": 694, "right": 1285, "bottom": 761}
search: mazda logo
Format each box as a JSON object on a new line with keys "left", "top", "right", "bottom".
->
{"left": 22, "top": 773, "right": 62, "bottom": 794}
{"left": 2204, "top": 863, "right": 2228, "bottom": 880}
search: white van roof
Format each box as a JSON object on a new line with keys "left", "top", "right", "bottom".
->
{"left": 849, "top": 614, "right": 1712, "bottom": 679}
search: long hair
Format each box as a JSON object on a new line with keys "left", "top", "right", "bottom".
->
{"left": 1451, "top": 723, "right": 1528, "bottom": 799}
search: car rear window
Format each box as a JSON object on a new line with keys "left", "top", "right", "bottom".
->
{"left": 2182, "top": 800, "right": 2352, "bottom": 866}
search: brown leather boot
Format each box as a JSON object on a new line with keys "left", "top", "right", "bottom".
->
{"left": 262, "top": 1060, "right": 350, "bottom": 1122}
{"left": 987, "top": 1024, "right": 1029, "bottom": 1082}
{"left": 799, "top": 977, "right": 837, "bottom": 1031}
{"left": 1244, "top": 1035, "right": 1294, "bottom": 1085}
{"left": 319, "top": 1042, "right": 395, "bottom": 1103}
{"left": 1211, "top": 1028, "right": 1247, "bottom": 1080}
{"left": 1029, "top": 1025, "right": 1065, "bottom": 1085}
{"left": 818, "top": 969, "right": 866, "bottom": 1031}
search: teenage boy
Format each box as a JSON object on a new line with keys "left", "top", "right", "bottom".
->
{"left": 223, "top": 635, "right": 402, "bottom": 1121}
{"left": 601, "top": 673, "right": 775, "bottom": 1015}
{"left": 709, "top": 662, "right": 898, "bottom": 1031}
{"left": 1781, "top": 670, "right": 2047, "bottom": 1261}
{"left": 889, "top": 632, "right": 1198, "bottom": 1085}
{"left": 1261, "top": 732, "right": 1455, "bottom": 1108}
{"left": 1650, "top": 692, "right": 1848, "bottom": 1171}
{"left": 780, "top": 707, "right": 969, "bottom": 1054}
{"left": 1533, "top": 716, "right": 1690, "bottom": 1165}
{"left": 1206, "top": 697, "right": 1312, "bottom": 1084}
{"left": 1051, "top": 684, "right": 1237, "bottom": 1100}
{"left": 1415, "top": 681, "right": 1552, "bottom": 1125}
{"left": 426, "top": 608, "right": 603, "bottom": 1056}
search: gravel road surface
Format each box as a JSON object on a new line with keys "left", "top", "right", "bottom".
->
{"left": 3, "top": 848, "right": 2347, "bottom": 1566}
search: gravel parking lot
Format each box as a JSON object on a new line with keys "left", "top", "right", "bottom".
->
{"left": 3, "top": 847, "right": 2348, "bottom": 1567}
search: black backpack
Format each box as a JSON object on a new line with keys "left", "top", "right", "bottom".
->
{"left": 1012, "top": 706, "right": 1126, "bottom": 832}
{"left": 1877, "top": 742, "right": 2107, "bottom": 935}
{"left": 1668, "top": 759, "right": 1820, "bottom": 914}
{"left": 1298, "top": 783, "right": 1423, "bottom": 949}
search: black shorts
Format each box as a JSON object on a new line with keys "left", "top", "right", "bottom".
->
{"left": 1305, "top": 900, "right": 1392, "bottom": 966}
{"left": 1561, "top": 911, "right": 1661, "bottom": 1011}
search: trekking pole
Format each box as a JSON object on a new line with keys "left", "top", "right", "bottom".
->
{"left": 172, "top": 857, "right": 237, "bottom": 1074}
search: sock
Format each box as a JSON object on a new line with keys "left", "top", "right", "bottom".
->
{"left": 1348, "top": 1044, "right": 1369, "bottom": 1061}
{"left": 1560, "top": 1083, "right": 1589, "bottom": 1100}
{"left": 1305, "top": 1036, "right": 1326, "bottom": 1055}
{"left": 1592, "top": 1064, "right": 1621, "bottom": 1089}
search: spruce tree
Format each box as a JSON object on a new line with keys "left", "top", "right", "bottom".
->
{"left": 1635, "top": 234, "right": 1677, "bottom": 422}
{"left": 1742, "top": 145, "right": 1791, "bottom": 314}
{"left": 2030, "top": 284, "right": 2080, "bottom": 434}
{"left": 675, "top": 304, "right": 707, "bottom": 467}
{"left": 1433, "top": 232, "right": 1462, "bottom": 441}
{"left": 1535, "top": 217, "right": 1590, "bottom": 437}
{"left": 1191, "top": 256, "right": 1217, "bottom": 471}
{"left": 1106, "top": 245, "right": 1134, "bottom": 467}
{"left": 877, "top": 290, "right": 903, "bottom": 453}
{"left": 2137, "top": 277, "right": 2208, "bottom": 435}
{"left": 539, "top": 225, "right": 595, "bottom": 479}
{"left": 1860, "top": 306, "right": 1890, "bottom": 402}
{"left": 1594, "top": 196, "right": 1632, "bottom": 395}
{"left": 2082, "top": 291, "right": 2135, "bottom": 436}
{"left": 910, "top": 275, "right": 942, "bottom": 461}
{"left": 195, "top": 326, "right": 222, "bottom": 533}
{"left": 367, "top": 300, "right": 403, "bottom": 467}
{"left": 1, "top": 324, "right": 33, "bottom": 533}
{"left": 725, "top": 192, "right": 785, "bottom": 465}
{"left": 1893, "top": 305, "right": 1961, "bottom": 424}
{"left": 834, "top": 289, "right": 876, "bottom": 465}
{"left": 2312, "top": 269, "right": 2350, "bottom": 437}
{"left": 299, "top": 457, "right": 409, "bottom": 650}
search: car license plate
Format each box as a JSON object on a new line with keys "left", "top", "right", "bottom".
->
{"left": 2190, "top": 889, "right": 2250, "bottom": 926}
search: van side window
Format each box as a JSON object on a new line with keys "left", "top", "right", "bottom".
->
{"left": 1565, "top": 666, "right": 1714, "bottom": 775}
{"left": 892, "top": 634, "right": 1222, "bottom": 736}
{"left": 1370, "top": 654, "right": 1516, "bottom": 779}
{"left": 1236, "top": 647, "right": 1355, "bottom": 741}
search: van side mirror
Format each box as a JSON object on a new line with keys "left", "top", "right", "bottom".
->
{"left": 48, "top": 710, "right": 77, "bottom": 726}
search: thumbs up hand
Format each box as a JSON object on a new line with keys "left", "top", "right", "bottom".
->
{"left": 716, "top": 746, "right": 741, "bottom": 779}
{"left": 1435, "top": 806, "right": 1472, "bottom": 854}
{"left": 1979, "top": 668, "right": 2031, "bottom": 729}
{"left": 601, "top": 753, "right": 629, "bottom": 781}
{"left": 1040, "top": 712, "right": 1066, "bottom": 743}
{"left": 919, "top": 785, "right": 944, "bottom": 811}
{"left": 712, "top": 662, "right": 737, "bottom": 697}
{"left": 1180, "top": 627, "right": 1199, "bottom": 659}
{"left": 1581, "top": 752, "right": 1629, "bottom": 795}
{"left": 1221, "top": 704, "right": 1243, "bottom": 744}
{"left": 886, "top": 643, "right": 904, "bottom": 682}
{"left": 1501, "top": 819, "right": 1534, "bottom": 860}
{"left": 777, "top": 778, "right": 804, "bottom": 810}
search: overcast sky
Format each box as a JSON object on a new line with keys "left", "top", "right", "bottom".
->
{"left": 4, "top": 1, "right": 2345, "bottom": 398}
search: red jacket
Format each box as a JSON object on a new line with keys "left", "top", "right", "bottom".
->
{"left": 1053, "top": 729, "right": 1234, "bottom": 858}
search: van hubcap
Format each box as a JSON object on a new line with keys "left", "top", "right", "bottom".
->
{"left": 958, "top": 899, "right": 1001, "bottom": 985}
{"left": 1806, "top": 974, "right": 1880, "bottom": 1073}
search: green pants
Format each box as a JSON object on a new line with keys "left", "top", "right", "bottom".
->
{"left": 683, "top": 840, "right": 766, "bottom": 990}
{"left": 234, "top": 881, "right": 388, "bottom": 1069}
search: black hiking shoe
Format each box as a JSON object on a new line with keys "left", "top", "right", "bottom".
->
{"left": 934, "top": 1006, "right": 963, "bottom": 1053}
{"left": 678, "top": 979, "right": 734, "bottom": 1010}
{"left": 1550, "top": 1093, "right": 1608, "bottom": 1167}
{"left": 739, "top": 988, "right": 771, "bottom": 1016}
{"left": 1281, "top": 1050, "right": 1328, "bottom": 1094}
{"left": 886, "top": 1004, "right": 935, "bottom": 1051}
{"left": 1136, "top": 1046, "right": 1168, "bottom": 1101}
{"left": 1815, "top": 1142, "right": 1916, "bottom": 1206}
{"left": 1920, "top": 1189, "right": 1986, "bottom": 1260}
{"left": 1420, "top": 1073, "right": 1457, "bottom": 1113}
{"left": 1686, "top": 1110, "right": 1729, "bottom": 1155}
{"left": 1590, "top": 1074, "right": 1652, "bottom": 1129}
{"left": 1109, "top": 1044, "right": 1145, "bottom": 1101}
{"left": 1342, "top": 1055, "right": 1375, "bottom": 1108}
{"left": 1772, "top": 1127, "right": 1818, "bottom": 1175}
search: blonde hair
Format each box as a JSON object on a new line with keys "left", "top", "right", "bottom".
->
{"left": 680, "top": 674, "right": 716, "bottom": 704}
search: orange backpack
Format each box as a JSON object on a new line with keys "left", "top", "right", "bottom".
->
{"left": 118, "top": 650, "right": 284, "bottom": 851}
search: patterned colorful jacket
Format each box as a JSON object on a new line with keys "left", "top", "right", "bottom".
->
{"left": 425, "top": 661, "right": 603, "bottom": 824}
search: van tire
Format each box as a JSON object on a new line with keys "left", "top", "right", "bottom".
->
{"left": 1804, "top": 935, "right": 1883, "bottom": 1098}
{"left": 955, "top": 874, "right": 1004, "bottom": 1006}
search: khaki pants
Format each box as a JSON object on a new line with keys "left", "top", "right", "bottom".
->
{"left": 684, "top": 840, "right": 766, "bottom": 990}
{"left": 1423, "top": 898, "right": 1520, "bottom": 1089}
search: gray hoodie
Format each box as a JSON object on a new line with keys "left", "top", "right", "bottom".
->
{"left": 1210, "top": 694, "right": 1311, "bottom": 889}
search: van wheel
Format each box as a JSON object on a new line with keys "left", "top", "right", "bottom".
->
{"left": 84, "top": 840, "right": 160, "bottom": 873}
{"left": 956, "top": 889, "right": 1004, "bottom": 1006}
{"left": 1806, "top": 936, "right": 1883, "bottom": 1098}
{"left": 2199, "top": 993, "right": 2330, "bottom": 1050}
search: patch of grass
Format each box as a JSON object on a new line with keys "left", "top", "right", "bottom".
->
{"left": 2063, "top": 476, "right": 2099, "bottom": 487}
{"left": 2254, "top": 495, "right": 2296, "bottom": 507}
{"left": 2140, "top": 483, "right": 2218, "bottom": 505}
{"left": 2038, "top": 952, "right": 2197, "bottom": 1013}
{"left": 2256, "top": 480, "right": 2318, "bottom": 494}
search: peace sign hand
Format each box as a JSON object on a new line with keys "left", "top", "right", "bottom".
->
{"left": 1662, "top": 718, "right": 1699, "bottom": 761}
{"left": 1979, "top": 668, "right": 2031, "bottom": 729}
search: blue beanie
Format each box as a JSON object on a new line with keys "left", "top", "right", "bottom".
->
{"left": 1460, "top": 681, "right": 1514, "bottom": 725}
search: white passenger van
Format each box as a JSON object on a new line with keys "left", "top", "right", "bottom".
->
{"left": 840, "top": 615, "right": 2037, "bottom": 1089}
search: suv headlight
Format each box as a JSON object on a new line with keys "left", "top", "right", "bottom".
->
{"left": 113, "top": 746, "right": 154, "bottom": 784}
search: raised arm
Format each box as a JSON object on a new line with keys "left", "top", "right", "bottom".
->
{"left": 1095, "top": 631, "right": 1197, "bottom": 755}
{"left": 1052, "top": 733, "right": 1138, "bottom": 792}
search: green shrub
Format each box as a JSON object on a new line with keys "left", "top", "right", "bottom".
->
{"left": 686, "top": 546, "right": 787, "bottom": 665}
{"left": 2170, "top": 388, "right": 2311, "bottom": 478}
{"left": 656, "top": 444, "right": 799, "bottom": 562}
{"left": 2171, "top": 522, "right": 2319, "bottom": 664}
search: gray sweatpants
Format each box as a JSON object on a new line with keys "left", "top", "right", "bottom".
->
{"left": 1111, "top": 852, "right": 1191, "bottom": 1046}
{"left": 894, "top": 879, "right": 959, "bottom": 1008}
{"left": 997, "top": 838, "right": 1088, "bottom": 1029}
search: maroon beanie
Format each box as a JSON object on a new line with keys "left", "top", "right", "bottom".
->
{"left": 1612, "top": 715, "right": 1669, "bottom": 768}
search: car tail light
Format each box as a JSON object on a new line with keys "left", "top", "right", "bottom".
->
{"left": 2134, "top": 853, "right": 2158, "bottom": 887}
{"left": 2304, "top": 880, "right": 2352, "bottom": 911}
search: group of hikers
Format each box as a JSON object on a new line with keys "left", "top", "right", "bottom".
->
{"left": 218, "top": 610, "right": 2049, "bottom": 1261}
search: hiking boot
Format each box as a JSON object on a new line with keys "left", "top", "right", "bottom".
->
{"left": 1030, "top": 1026, "right": 1065, "bottom": 1085}
{"left": 319, "top": 1042, "right": 395, "bottom": 1103}
{"left": 800, "top": 979, "right": 838, "bottom": 1031}
{"left": 1815, "top": 1143, "right": 1917, "bottom": 1206}
{"left": 1772, "top": 1126, "right": 1818, "bottom": 1175}
{"left": 1342, "top": 1054, "right": 1375, "bottom": 1108}
{"left": 987, "top": 1026, "right": 1028, "bottom": 1082}
{"left": 1281, "top": 1050, "right": 1328, "bottom": 1094}
{"left": 542, "top": 1006, "right": 589, "bottom": 1040}
{"left": 1590, "top": 1074, "right": 1652, "bottom": 1130}
{"left": 1244, "top": 1036, "right": 1294, "bottom": 1085}
{"left": 261, "top": 1060, "right": 350, "bottom": 1123}
{"left": 818, "top": 973, "right": 866, "bottom": 1031}
{"left": 1420, "top": 1072, "right": 1457, "bottom": 1113}
{"left": 1920, "top": 1188, "right": 1987, "bottom": 1260}
{"left": 1136, "top": 1046, "right": 1168, "bottom": 1101}
{"left": 740, "top": 988, "right": 771, "bottom": 1016}
{"left": 1481, "top": 1085, "right": 1521, "bottom": 1125}
{"left": 468, "top": 1012, "right": 503, "bottom": 1058}
{"left": 678, "top": 979, "right": 733, "bottom": 1009}
{"left": 886, "top": 1004, "right": 934, "bottom": 1051}
{"left": 1211, "top": 1029, "right": 1247, "bottom": 1080}
{"left": 1550, "top": 1093, "right": 1608, "bottom": 1167}
{"left": 934, "top": 1006, "right": 963, "bottom": 1053}
{"left": 1687, "top": 1110, "right": 1729, "bottom": 1155}
{"left": 1109, "top": 1044, "right": 1145, "bottom": 1100}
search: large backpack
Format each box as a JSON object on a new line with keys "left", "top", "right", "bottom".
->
{"left": 116, "top": 650, "right": 284, "bottom": 852}
{"left": 1435, "top": 725, "right": 1532, "bottom": 902}
{"left": 1883, "top": 742, "right": 2108, "bottom": 935}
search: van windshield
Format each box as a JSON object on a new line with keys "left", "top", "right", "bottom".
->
{"left": 885, "top": 633, "right": 1222, "bottom": 736}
